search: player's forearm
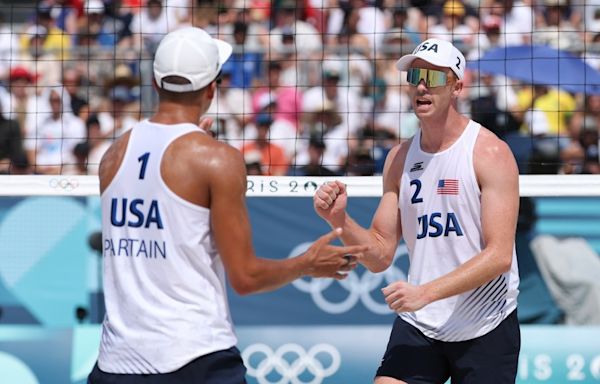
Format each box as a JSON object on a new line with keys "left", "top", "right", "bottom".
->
{"left": 335, "top": 216, "right": 392, "bottom": 273}
{"left": 421, "top": 247, "right": 513, "bottom": 304}
{"left": 231, "top": 256, "right": 309, "bottom": 295}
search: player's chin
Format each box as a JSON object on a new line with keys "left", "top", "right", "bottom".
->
{"left": 334, "top": 271, "right": 349, "bottom": 280}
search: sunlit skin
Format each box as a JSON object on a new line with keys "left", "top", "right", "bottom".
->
{"left": 407, "top": 58, "right": 470, "bottom": 153}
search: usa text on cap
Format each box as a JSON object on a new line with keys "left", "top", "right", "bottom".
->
{"left": 395, "top": 38, "right": 466, "bottom": 80}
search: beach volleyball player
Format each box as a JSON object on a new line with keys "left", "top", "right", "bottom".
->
{"left": 87, "top": 27, "right": 366, "bottom": 384}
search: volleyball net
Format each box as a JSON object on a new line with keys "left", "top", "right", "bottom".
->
{"left": 0, "top": 1, "right": 598, "bottom": 176}
{"left": 0, "top": 174, "right": 599, "bottom": 383}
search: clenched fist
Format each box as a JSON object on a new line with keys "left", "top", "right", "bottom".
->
{"left": 313, "top": 181, "right": 348, "bottom": 228}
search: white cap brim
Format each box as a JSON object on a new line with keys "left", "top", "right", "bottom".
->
{"left": 395, "top": 54, "right": 448, "bottom": 72}
{"left": 214, "top": 38, "right": 233, "bottom": 74}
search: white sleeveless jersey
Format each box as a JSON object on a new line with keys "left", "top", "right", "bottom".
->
{"left": 398, "top": 120, "right": 519, "bottom": 342}
{"left": 98, "top": 120, "right": 237, "bottom": 373}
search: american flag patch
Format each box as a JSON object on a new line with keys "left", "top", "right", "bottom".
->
{"left": 437, "top": 179, "right": 459, "bottom": 195}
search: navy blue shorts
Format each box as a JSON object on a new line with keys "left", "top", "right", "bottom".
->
{"left": 376, "top": 310, "right": 520, "bottom": 384}
{"left": 88, "top": 347, "right": 247, "bottom": 384}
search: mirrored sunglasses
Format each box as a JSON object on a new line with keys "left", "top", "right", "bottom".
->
{"left": 406, "top": 68, "right": 448, "bottom": 88}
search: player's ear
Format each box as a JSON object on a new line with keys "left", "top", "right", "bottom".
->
{"left": 451, "top": 77, "right": 463, "bottom": 98}
{"left": 205, "top": 81, "right": 217, "bottom": 100}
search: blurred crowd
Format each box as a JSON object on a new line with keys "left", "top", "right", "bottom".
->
{"left": 0, "top": 0, "right": 599, "bottom": 176}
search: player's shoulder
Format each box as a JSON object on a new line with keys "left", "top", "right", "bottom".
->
{"left": 385, "top": 137, "right": 413, "bottom": 170}
{"left": 474, "top": 124, "right": 514, "bottom": 161}
{"left": 99, "top": 130, "right": 132, "bottom": 192}
{"left": 174, "top": 131, "right": 246, "bottom": 176}
{"left": 473, "top": 124, "right": 518, "bottom": 178}
{"left": 382, "top": 138, "right": 414, "bottom": 187}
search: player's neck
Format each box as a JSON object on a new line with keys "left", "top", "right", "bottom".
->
{"left": 419, "top": 110, "right": 470, "bottom": 153}
{"left": 150, "top": 102, "right": 203, "bottom": 126}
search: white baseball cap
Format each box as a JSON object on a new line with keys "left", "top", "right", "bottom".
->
{"left": 153, "top": 27, "right": 233, "bottom": 93}
{"left": 395, "top": 38, "right": 466, "bottom": 80}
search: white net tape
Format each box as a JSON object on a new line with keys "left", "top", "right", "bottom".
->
{"left": 0, "top": 175, "right": 598, "bottom": 197}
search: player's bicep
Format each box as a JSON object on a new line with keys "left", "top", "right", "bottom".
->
{"left": 371, "top": 192, "right": 402, "bottom": 249}
{"left": 477, "top": 141, "right": 519, "bottom": 263}
{"left": 371, "top": 144, "right": 404, "bottom": 256}
{"left": 208, "top": 150, "right": 255, "bottom": 279}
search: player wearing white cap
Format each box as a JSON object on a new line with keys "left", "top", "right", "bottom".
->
{"left": 88, "top": 27, "right": 366, "bottom": 384}
{"left": 314, "top": 38, "right": 521, "bottom": 383}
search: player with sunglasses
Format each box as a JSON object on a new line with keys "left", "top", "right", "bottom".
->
{"left": 314, "top": 38, "right": 521, "bottom": 383}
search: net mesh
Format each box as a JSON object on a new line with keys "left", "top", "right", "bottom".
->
{"left": 0, "top": 1, "right": 598, "bottom": 176}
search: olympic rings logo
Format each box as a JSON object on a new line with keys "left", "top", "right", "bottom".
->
{"left": 290, "top": 244, "right": 409, "bottom": 314}
{"left": 242, "top": 343, "right": 340, "bottom": 384}
{"left": 48, "top": 178, "right": 80, "bottom": 191}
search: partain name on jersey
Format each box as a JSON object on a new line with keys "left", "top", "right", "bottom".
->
{"left": 104, "top": 197, "right": 167, "bottom": 259}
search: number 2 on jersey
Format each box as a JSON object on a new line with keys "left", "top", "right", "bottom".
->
{"left": 410, "top": 179, "right": 423, "bottom": 204}
{"left": 138, "top": 152, "right": 150, "bottom": 180}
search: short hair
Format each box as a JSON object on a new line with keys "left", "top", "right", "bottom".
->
{"left": 156, "top": 75, "right": 206, "bottom": 101}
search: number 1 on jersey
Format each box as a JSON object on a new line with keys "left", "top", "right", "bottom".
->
{"left": 138, "top": 152, "right": 150, "bottom": 180}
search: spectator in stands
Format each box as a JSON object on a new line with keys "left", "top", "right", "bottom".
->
{"left": 227, "top": 1, "right": 270, "bottom": 49}
{"left": 62, "top": 67, "right": 88, "bottom": 118}
{"left": 328, "top": 0, "right": 386, "bottom": 54}
{"left": 560, "top": 94, "right": 600, "bottom": 174}
{"left": 244, "top": 149, "right": 264, "bottom": 175}
{"left": 0, "top": 13, "right": 19, "bottom": 81}
{"left": 328, "top": 3, "right": 377, "bottom": 62}
{"left": 289, "top": 136, "right": 339, "bottom": 176}
{"left": 0, "top": 99, "right": 28, "bottom": 174}
{"left": 131, "top": 0, "right": 170, "bottom": 53}
{"left": 303, "top": 61, "right": 365, "bottom": 137}
{"left": 533, "top": 0, "right": 582, "bottom": 51}
{"left": 511, "top": 84, "right": 576, "bottom": 173}
{"left": 345, "top": 144, "right": 376, "bottom": 176}
{"left": 325, "top": 32, "right": 373, "bottom": 104}
{"left": 221, "top": 21, "right": 263, "bottom": 89}
{"left": 2, "top": 67, "right": 38, "bottom": 135}
{"left": 514, "top": 85, "right": 576, "bottom": 141}
{"left": 559, "top": 127, "right": 600, "bottom": 175}
{"left": 427, "top": 0, "right": 475, "bottom": 49}
{"left": 368, "top": 71, "right": 415, "bottom": 140}
{"left": 570, "top": 94, "right": 600, "bottom": 140}
{"left": 20, "top": 3, "right": 72, "bottom": 60}
{"left": 298, "top": 98, "right": 349, "bottom": 174}
{"left": 83, "top": 114, "right": 112, "bottom": 175}
{"left": 574, "top": 2, "right": 600, "bottom": 43}
{"left": 100, "top": 0, "right": 135, "bottom": 47}
{"left": 25, "top": 87, "right": 86, "bottom": 174}
{"left": 386, "top": 6, "right": 421, "bottom": 46}
{"left": 467, "top": 14, "right": 503, "bottom": 60}
{"left": 487, "top": 0, "right": 535, "bottom": 46}
{"left": 253, "top": 61, "right": 303, "bottom": 130}
{"left": 205, "top": 66, "right": 253, "bottom": 149}
{"left": 275, "top": 26, "right": 309, "bottom": 87}
{"left": 269, "top": 0, "right": 322, "bottom": 58}
{"left": 250, "top": 92, "right": 297, "bottom": 159}
{"left": 16, "top": 25, "right": 62, "bottom": 88}
{"left": 95, "top": 63, "right": 140, "bottom": 139}
{"left": 188, "top": 0, "right": 219, "bottom": 34}
{"left": 51, "top": 0, "right": 79, "bottom": 38}
{"left": 165, "top": 0, "right": 193, "bottom": 27}
{"left": 77, "top": 0, "right": 118, "bottom": 48}
{"left": 240, "top": 113, "right": 290, "bottom": 176}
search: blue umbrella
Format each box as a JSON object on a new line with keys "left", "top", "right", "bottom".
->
{"left": 467, "top": 45, "right": 600, "bottom": 95}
